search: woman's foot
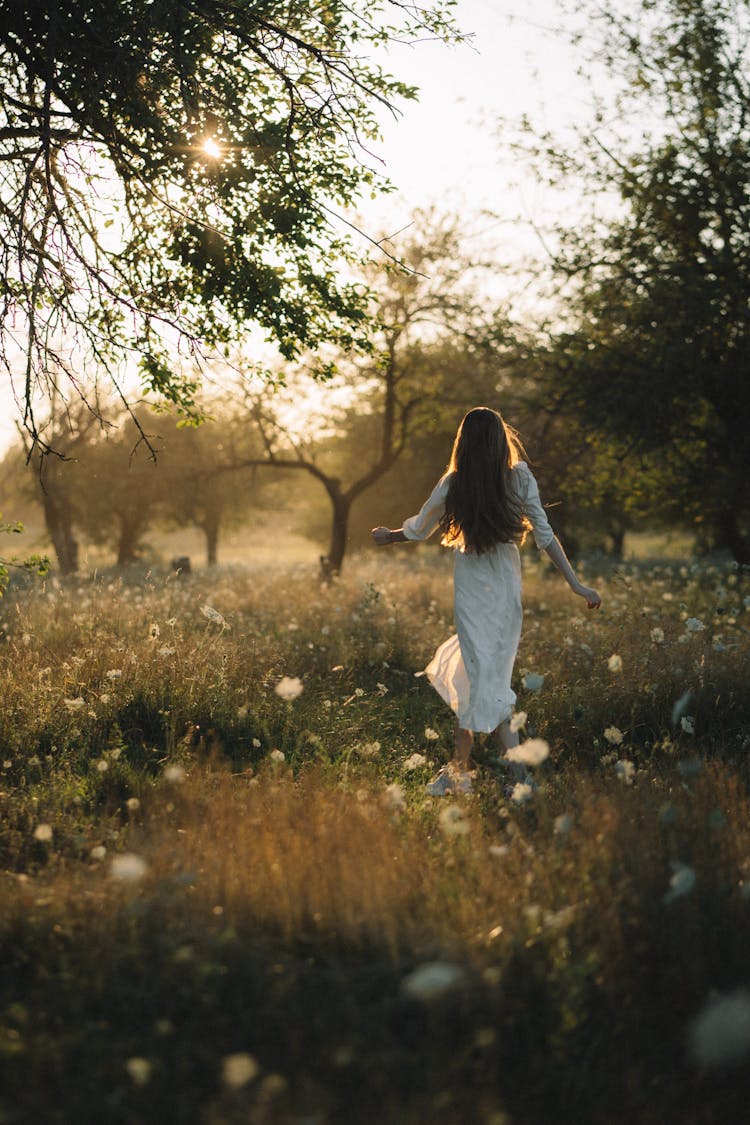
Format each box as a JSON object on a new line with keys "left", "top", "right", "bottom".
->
{"left": 425, "top": 763, "right": 474, "bottom": 796}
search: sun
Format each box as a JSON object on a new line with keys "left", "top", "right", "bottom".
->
{"left": 201, "top": 136, "right": 222, "bottom": 160}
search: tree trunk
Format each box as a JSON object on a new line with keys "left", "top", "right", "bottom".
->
{"left": 40, "top": 488, "right": 78, "bottom": 574}
{"left": 320, "top": 493, "right": 351, "bottom": 581}
{"left": 203, "top": 517, "right": 220, "bottom": 566}
{"left": 117, "top": 518, "right": 141, "bottom": 566}
{"left": 713, "top": 510, "right": 750, "bottom": 565}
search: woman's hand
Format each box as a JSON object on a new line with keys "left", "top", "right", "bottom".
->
{"left": 576, "top": 584, "right": 602, "bottom": 610}
{"left": 371, "top": 527, "right": 392, "bottom": 547}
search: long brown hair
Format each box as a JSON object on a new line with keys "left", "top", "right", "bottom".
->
{"left": 439, "top": 407, "right": 528, "bottom": 554}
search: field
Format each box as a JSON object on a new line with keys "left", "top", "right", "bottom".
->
{"left": 1, "top": 546, "right": 750, "bottom": 1124}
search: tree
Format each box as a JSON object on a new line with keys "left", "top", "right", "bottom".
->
{"left": 0, "top": 0, "right": 458, "bottom": 439}
{"left": 514, "top": 0, "right": 750, "bottom": 560}
{"left": 228, "top": 215, "right": 493, "bottom": 576}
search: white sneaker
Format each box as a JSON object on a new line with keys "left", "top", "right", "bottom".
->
{"left": 426, "top": 765, "right": 474, "bottom": 797}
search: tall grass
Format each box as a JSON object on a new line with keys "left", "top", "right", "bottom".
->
{"left": 1, "top": 550, "right": 749, "bottom": 1122}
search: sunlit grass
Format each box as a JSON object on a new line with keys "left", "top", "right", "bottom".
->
{"left": 1, "top": 550, "right": 749, "bottom": 1122}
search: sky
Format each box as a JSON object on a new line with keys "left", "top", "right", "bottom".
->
{"left": 0, "top": 0, "right": 589, "bottom": 456}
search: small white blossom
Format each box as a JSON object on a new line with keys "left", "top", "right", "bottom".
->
{"left": 681, "top": 716, "right": 695, "bottom": 734}
{"left": 424, "top": 727, "right": 440, "bottom": 741}
{"left": 274, "top": 676, "right": 303, "bottom": 701}
{"left": 403, "top": 752, "right": 427, "bottom": 771}
{"left": 125, "top": 1058, "right": 152, "bottom": 1086}
{"left": 505, "top": 738, "right": 550, "bottom": 768}
{"left": 688, "top": 990, "right": 750, "bottom": 1068}
{"left": 664, "top": 861, "right": 696, "bottom": 903}
{"left": 110, "top": 852, "right": 149, "bottom": 882}
{"left": 106, "top": 669, "right": 122, "bottom": 680}
{"left": 221, "top": 1053, "right": 259, "bottom": 1089}
{"left": 384, "top": 782, "right": 406, "bottom": 812}
{"left": 63, "top": 697, "right": 85, "bottom": 712}
{"left": 509, "top": 711, "right": 527, "bottom": 733}
{"left": 163, "top": 764, "right": 186, "bottom": 783}
{"left": 650, "top": 627, "right": 665, "bottom": 644}
{"left": 615, "top": 759, "right": 635, "bottom": 784}
{"left": 252, "top": 737, "right": 261, "bottom": 749}
{"left": 604, "top": 726, "right": 624, "bottom": 746}
{"left": 607, "top": 654, "right": 623, "bottom": 673}
{"left": 201, "top": 604, "right": 229, "bottom": 628}
{"left": 269, "top": 749, "right": 286, "bottom": 764}
{"left": 438, "top": 804, "right": 470, "bottom": 836}
{"left": 33, "top": 823, "right": 53, "bottom": 842}
{"left": 90, "top": 845, "right": 107, "bottom": 860}
{"left": 511, "top": 782, "right": 534, "bottom": 804}
{"left": 685, "top": 617, "right": 705, "bottom": 632}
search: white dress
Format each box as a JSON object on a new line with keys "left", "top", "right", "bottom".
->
{"left": 402, "top": 462, "right": 555, "bottom": 733}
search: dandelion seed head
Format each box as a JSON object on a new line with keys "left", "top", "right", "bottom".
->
{"left": 505, "top": 738, "right": 550, "bottom": 767}
{"left": 607, "top": 654, "right": 623, "bottom": 673}
{"left": 90, "top": 845, "right": 107, "bottom": 860}
{"left": 274, "top": 676, "right": 303, "bottom": 701}
{"left": 384, "top": 782, "right": 405, "bottom": 812}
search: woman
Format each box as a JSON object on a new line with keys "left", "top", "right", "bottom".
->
{"left": 372, "top": 407, "right": 601, "bottom": 795}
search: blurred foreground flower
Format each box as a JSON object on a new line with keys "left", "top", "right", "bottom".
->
{"left": 222, "top": 1053, "right": 259, "bottom": 1089}
{"left": 607, "top": 654, "right": 623, "bottom": 673}
{"left": 403, "top": 752, "right": 427, "bottom": 771}
{"left": 511, "top": 782, "right": 534, "bottom": 804}
{"left": 33, "top": 823, "right": 53, "bottom": 842}
{"left": 275, "top": 676, "right": 303, "bottom": 701}
{"left": 110, "top": 853, "right": 149, "bottom": 882}
{"left": 604, "top": 726, "right": 624, "bottom": 745}
{"left": 401, "top": 961, "right": 467, "bottom": 1002}
{"left": 505, "top": 738, "right": 549, "bottom": 767}
{"left": 163, "top": 764, "right": 186, "bottom": 783}
{"left": 664, "top": 861, "right": 696, "bottom": 903}
{"left": 384, "top": 782, "right": 405, "bottom": 812}
{"left": 615, "top": 759, "right": 635, "bottom": 784}
{"left": 438, "top": 804, "right": 470, "bottom": 837}
{"left": 688, "top": 990, "right": 750, "bottom": 1068}
{"left": 509, "top": 711, "right": 527, "bottom": 733}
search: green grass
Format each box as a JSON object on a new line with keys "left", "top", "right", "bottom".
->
{"left": 1, "top": 549, "right": 750, "bottom": 1123}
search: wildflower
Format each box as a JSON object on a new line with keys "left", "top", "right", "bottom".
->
{"left": 125, "top": 1058, "right": 152, "bottom": 1086}
{"left": 126, "top": 797, "right": 141, "bottom": 812}
{"left": 384, "top": 782, "right": 406, "bottom": 812}
{"left": 353, "top": 687, "right": 365, "bottom": 697}
{"left": 63, "top": 697, "right": 85, "bottom": 712}
{"left": 522, "top": 672, "right": 545, "bottom": 693}
{"left": 681, "top": 716, "right": 695, "bottom": 734}
{"left": 424, "top": 727, "right": 440, "bottom": 741}
{"left": 163, "top": 764, "right": 186, "bottom": 783}
{"left": 110, "top": 852, "right": 149, "bottom": 882}
{"left": 269, "top": 749, "right": 286, "bottom": 764}
{"left": 607, "top": 654, "right": 623, "bottom": 673}
{"left": 615, "top": 759, "right": 635, "bottom": 784}
{"left": 688, "top": 990, "right": 750, "bottom": 1068}
{"left": 274, "top": 676, "right": 303, "bottom": 701}
{"left": 651, "top": 627, "right": 665, "bottom": 644}
{"left": 511, "top": 782, "right": 534, "bottom": 804}
{"left": 90, "top": 845, "right": 107, "bottom": 860}
{"left": 358, "top": 741, "right": 381, "bottom": 757}
{"left": 96, "top": 759, "right": 109, "bottom": 773}
{"left": 403, "top": 752, "right": 427, "bottom": 771}
{"left": 222, "top": 1053, "right": 260, "bottom": 1089}
{"left": 664, "top": 861, "right": 696, "bottom": 903}
{"left": 685, "top": 617, "right": 705, "bottom": 632}
{"left": 554, "top": 813, "right": 574, "bottom": 836}
{"left": 148, "top": 623, "right": 160, "bottom": 641}
{"left": 505, "top": 738, "right": 550, "bottom": 768}
{"left": 509, "top": 711, "right": 527, "bottom": 733}
{"left": 99, "top": 693, "right": 111, "bottom": 705}
{"left": 376, "top": 682, "right": 389, "bottom": 695}
{"left": 401, "top": 962, "right": 466, "bottom": 1002}
{"left": 157, "top": 645, "right": 176, "bottom": 657}
{"left": 201, "top": 604, "right": 228, "bottom": 628}
{"left": 438, "top": 804, "right": 470, "bottom": 837}
{"left": 33, "top": 823, "right": 53, "bottom": 842}
{"left": 671, "top": 690, "right": 692, "bottom": 725}
{"left": 604, "top": 726, "right": 624, "bottom": 745}
{"left": 252, "top": 737, "right": 261, "bottom": 749}
{"left": 106, "top": 669, "right": 122, "bottom": 680}
{"left": 166, "top": 617, "right": 177, "bottom": 627}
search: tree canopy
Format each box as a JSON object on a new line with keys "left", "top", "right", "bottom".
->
{"left": 0, "top": 0, "right": 457, "bottom": 438}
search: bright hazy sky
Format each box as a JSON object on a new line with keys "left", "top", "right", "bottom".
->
{"left": 0, "top": 0, "right": 586, "bottom": 455}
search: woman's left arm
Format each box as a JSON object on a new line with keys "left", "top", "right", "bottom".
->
{"left": 372, "top": 527, "right": 407, "bottom": 546}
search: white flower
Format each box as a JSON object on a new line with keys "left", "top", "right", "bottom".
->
{"left": 126, "top": 797, "right": 141, "bottom": 811}
{"left": 522, "top": 672, "right": 544, "bottom": 693}
{"left": 33, "top": 823, "right": 53, "bottom": 842}
{"left": 251, "top": 737, "right": 261, "bottom": 749}
{"left": 604, "top": 726, "right": 624, "bottom": 746}
{"left": 163, "top": 764, "right": 186, "bottom": 783}
{"left": 505, "top": 738, "right": 550, "bottom": 768}
{"left": 221, "top": 1053, "right": 259, "bottom": 1089}
{"left": 96, "top": 759, "right": 109, "bottom": 773}
{"left": 157, "top": 645, "right": 176, "bottom": 657}
{"left": 106, "top": 669, "right": 122, "bottom": 680}
{"left": 90, "top": 845, "right": 107, "bottom": 860}
{"left": 424, "top": 727, "right": 440, "bottom": 741}
{"left": 274, "top": 676, "right": 303, "bottom": 701}
{"left": 615, "top": 759, "right": 635, "bottom": 784}
{"left": 650, "top": 627, "right": 665, "bottom": 644}
{"left": 509, "top": 711, "right": 527, "bottom": 734}
{"left": 63, "top": 697, "right": 85, "bottom": 712}
{"left": 685, "top": 617, "right": 705, "bottom": 632}
{"left": 269, "top": 749, "right": 286, "bottom": 764}
{"left": 401, "top": 962, "right": 466, "bottom": 1002}
{"left": 554, "top": 813, "right": 574, "bottom": 836}
{"left": 403, "top": 752, "right": 427, "bottom": 771}
{"left": 681, "top": 716, "right": 695, "bottom": 734}
{"left": 110, "top": 852, "right": 149, "bottom": 882}
{"left": 607, "top": 654, "right": 623, "bottom": 673}
{"left": 511, "top": 782, "right": 534, "bottom": 804}
{"left": 99, "top": 693, "right": 111, "bottom": 705}
{"left": 125, "top": 1057, "right": 152, "bottom": 1086}
{"left": 671, "top": 690, "right": 692, "bottom": 725}
{"left": 384, "top": 782, "right": 406, "bottom": 812}
{"left": 438, "top": 804, "right": 470, "bottom": 836}
{"left": 688, "top": 990, "right": 750, "bottom": 1068}
{"left": 201, "top": 604, "right": 228, "bottom": 628}
{"left": 358, "top": 741, "right": 381, "bottom": 757}
{"left": 376, "top": 682, "right": 389, "bottom": 695}
{"left": 664, "top": 861, "right": 696, "bottom": 903}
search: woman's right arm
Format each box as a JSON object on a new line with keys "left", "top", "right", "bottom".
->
{"left": 371, "top": 475, "right": 451, "bottom": 547}
{"left": 372, "top": 527, "right": 407, "bottom": 546}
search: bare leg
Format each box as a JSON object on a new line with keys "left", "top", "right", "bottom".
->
{"left": 453, "top": 722, "right": 474, "bottom": 771}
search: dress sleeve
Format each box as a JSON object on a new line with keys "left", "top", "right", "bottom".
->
{"left": 402, "top": 475, "right": 451, "bottom": 541}
{"left": 514, "top": 462, "right": 555, "bottom": 550}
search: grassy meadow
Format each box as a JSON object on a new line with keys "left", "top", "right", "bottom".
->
{"left": 1, "top": 546, "right": 750, "bottom": 1124}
